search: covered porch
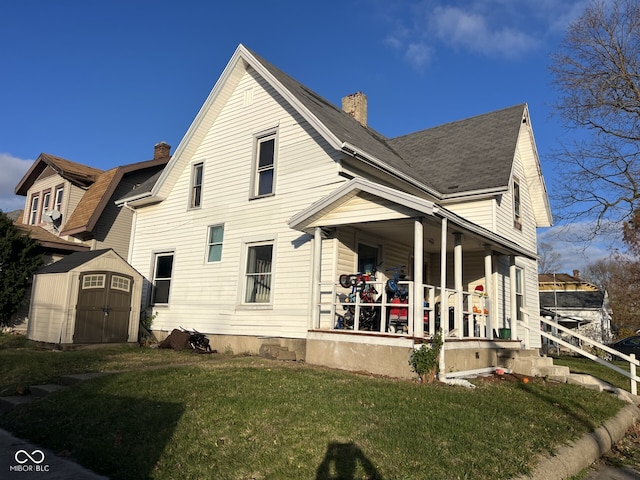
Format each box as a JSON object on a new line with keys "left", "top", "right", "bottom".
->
{"left": 289, "top": 178, "right": 539, "bottom": 377}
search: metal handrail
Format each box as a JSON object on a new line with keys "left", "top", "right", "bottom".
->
{"left": 520, "top": 308, "right": 639, "bottom": 395}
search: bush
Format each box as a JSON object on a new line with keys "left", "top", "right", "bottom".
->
{"left": 409, "top": 330, "right": 443, "bottom": 383}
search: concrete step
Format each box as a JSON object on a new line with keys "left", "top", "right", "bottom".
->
{"left": 0, "top": 395, "right": 36, "bottom": 412}
{"left": 61, "top": 372, "right": 110, "bottom": 385}
{"left": 534, "top": 365, "right": 571, "bottom": 378}
{"left": 259, "top": 344, "right": 297, "bottom": 361}
{"left": 512, "top": 356, "right": 555, "bottom": 375}
{"left": 30, "top": 384, "right": 68, "bottom": 397}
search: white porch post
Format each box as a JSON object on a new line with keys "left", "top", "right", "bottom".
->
{"left": 484, "top": 245, "right": 494, "bottom": 340}
{"left": 454, "top": 233, "right": 463, "bottom": 336}
{"left": 311, "top": 227, "right": 322, "bottom": 329}
{"left": 413, "top": 217, "right": 424, "bottom": 337}
{"left": 509, "top": 256, "right": 517, "bottom": 341}
{"left": 438, "top": 217, "right": 448, "bottom": 380}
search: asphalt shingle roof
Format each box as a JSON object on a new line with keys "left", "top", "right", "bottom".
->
{"left": 37, "top": 249, "right": 112, "bottom": 274}
{"left": 539, "top": 291, "right": 605, "bottom": 310}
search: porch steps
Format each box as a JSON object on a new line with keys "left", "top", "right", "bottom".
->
{"left": 258, "top": 343, "right": 297, "bottom": 361}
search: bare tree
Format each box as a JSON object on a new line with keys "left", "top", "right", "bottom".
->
{"left": 549, "top": 0, "right": 640, "bottom": 239}
{"left": 537, "top": 241, "right": 563, "bottom": 273}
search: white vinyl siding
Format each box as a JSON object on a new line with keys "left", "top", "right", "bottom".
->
{"left": 129, "top": 68, "right": 345, "bottom": 335}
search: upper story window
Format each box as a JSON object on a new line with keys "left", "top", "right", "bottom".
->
{"left": 513, "top": 178, "right": 522, "bottom": 230}
{"left": 54, "top": 186, "right": 64, "bottom": 212}
{"left": 515, "top": 266, "right": 524, "bottom": 321}
{"left": 252, "top": 132, "right": 277, "bottom": 198}
{"left": 40, "top": 192, "right": 51, "bottom": 223}
{"left": 29, "top": 195, "right": 39, "bottom": 225}
{"left": 190, "top": 163, "right": 203, "bottom": 209}
{"left": 206, "top": 224, "right": 224, "bottom": 262}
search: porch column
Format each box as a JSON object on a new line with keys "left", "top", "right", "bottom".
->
{"left": 454, "top": 233, "right": 463, "bottom": 336}
{"left": 440, "top": 217, "right": 448, "bottom": 332}
{"left": 484, "top": 245, "right": 494, "bottom": 340}
{"left": 509, "top": 256, "right": 517, "bottom": 341}
{"left": 311, "top": 227, "right": 322, "bottom": 329}
{"left": 438, "top": 217, "right": 448, "bottom": 381}
{"left": 413, "top": 217, "right": 424, "bottom": 337}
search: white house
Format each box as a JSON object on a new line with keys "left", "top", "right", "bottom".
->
{"left": 118, "top": 44, "right": 552, "bottom": 378}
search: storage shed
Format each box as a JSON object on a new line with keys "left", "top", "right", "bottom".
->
{"left": 27, "top": 249, "right": 143, "bottom": 345}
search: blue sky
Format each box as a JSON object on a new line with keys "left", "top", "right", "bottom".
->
{"left": 0, "top": 0, "right": 610, "bottom": 272}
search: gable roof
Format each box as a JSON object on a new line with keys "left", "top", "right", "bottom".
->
{"left": 61, "top": 157, "right": 169, "bottom": 236}
{"left": 387, "top": 105, "right": 524, "bottom": 196}
{"left": 15, "top": 153, "right": 103, "bottom": 196}
{"left": 126, "top": 44, "right": 550, "bottom": 227}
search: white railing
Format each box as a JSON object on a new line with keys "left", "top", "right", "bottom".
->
{"left": 520, "top": 308, "right": 640, "bottom": 395}
{"left": 317, "top": 281, "right": 493, "bottom": 340}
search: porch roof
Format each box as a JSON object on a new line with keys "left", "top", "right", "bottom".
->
{"left": 288, "top": 177, "right": 538, "bottom": 260}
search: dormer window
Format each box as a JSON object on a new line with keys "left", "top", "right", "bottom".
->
{"left": 54, "top": 186, "right": 64, "bottom": 212}
{"left": 40, "top": 192, "right": 51, "bottom": 223}
{"left": 29, "top": 195, "right": 39, "bottom": 225}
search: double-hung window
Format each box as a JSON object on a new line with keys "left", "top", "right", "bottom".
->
{"left": 513, "top": 178, "right": 521, "bottom": 230}
{"left": 29, "top": 195, "right": 39, "bottom": 225}
{"left": 190, "top": 163, "right": 203, "bottom": 209}
{"left": 40, "top": 192, "right": 51, "bottom": 223}
{"left": 252, "top": 132, "right": 276, "bottom": 198}
{"left": 206, "top": 225, "right": 224, "bottom": 262}
{"left": 151, "top": 252, "right": 174, "bottom": 305}
{"left": 54, "top": 186, "right": 64, "bottom": 212}
{"left": 515, "top": 267, "right": 524, "bottom": 321}
{"left": 244, "top": 242, "right": 274, "bottom": 303}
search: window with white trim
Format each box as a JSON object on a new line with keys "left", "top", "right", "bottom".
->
{"left": 83, "top": 274, "right": 106, "bottom": 289}
{"left": 29, "top": 195, "right": 39, "bottom": 225}
{"left": 515, "top": 267, "right": 524, "bottom": 321}
{"left": 244, "top": 242, "right": 273, "bottom": 303}
{"left": 151, "top": 252, "right": 174, "bottom": 305}
{"left": 190, "top": 163, "right": 203, "bottom": 208}
{"left": 513, "top": 178, "right": 522, "bottom": 230}
{"left": 252, "top": 133, "right": 276, "bottom": 197}
{"left": 40, "top": 192, "right": 51, "bottom": 223}
{"left": 54, "top": 187, "right": 64, "bottom": 212}
{"left": 111, "top": 275, "right": 131, "bottom": 292}
{"left": 206, "top": 225, "right": 224, "bottom": 263}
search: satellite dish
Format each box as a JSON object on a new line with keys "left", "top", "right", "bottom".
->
{"left": 43, "top": 210, "right": 61, "bottom": 222}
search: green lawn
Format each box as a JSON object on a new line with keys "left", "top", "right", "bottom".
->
{"left": 0, "top": 335, "right": 629, "bottom": 480}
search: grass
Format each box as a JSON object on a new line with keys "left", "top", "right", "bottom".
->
{"left": 553, "top": 355, "right": 635, "bottom": 391}
{"left": 0, "top": 334, "right": 629, "bottom": 480}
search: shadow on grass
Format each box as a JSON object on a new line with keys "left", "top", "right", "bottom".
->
{"left": 0, "top": 390, "right": 184, "bottom": 480}
{"left": 315, "top": 442, "right": 383, "bottom": 480}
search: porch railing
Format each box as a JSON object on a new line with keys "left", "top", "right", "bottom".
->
{"left": 317, "top": 281, "right": 493, "bottom": 339}
{"left": 520, "top": 308, "right": 640, "bottom": 395}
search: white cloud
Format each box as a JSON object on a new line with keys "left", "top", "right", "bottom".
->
{"left": 380, "top": 1, "right": 582, "bottom": 68}
{"left": 431, "top": 6, "right": 540, "bottom": 59}
{"left": 0, "top": 153, "right": 32, "bottom": 213}
{"left": 538, "top": 222, "right": 622, "bottom": 273}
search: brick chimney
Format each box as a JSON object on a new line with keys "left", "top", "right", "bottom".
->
{"left": 573, "top": 269, "right": 580, "bottom": 279}
{"left": 154, "top": 141, "right": 171, "bottom": 159}
{"left": 342, "top": 92, "right": 367, "bottom": 127}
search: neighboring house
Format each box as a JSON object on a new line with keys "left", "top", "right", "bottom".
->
{"left": 118, "top": 44, "right": 552, "bottom": 378}
{"left": 539, "top": 271, "right": 612, "bottom": 348}
{"left": 11, "top": 143, "right": 170, "bottom": 333}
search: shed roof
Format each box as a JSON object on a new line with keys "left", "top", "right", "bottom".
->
{"left": 37, "top": 249, "right": 114, "bottom": 273}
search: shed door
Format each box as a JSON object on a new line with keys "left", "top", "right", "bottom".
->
{"left": 74, "top": 272, "right": 133, "bottom": 343}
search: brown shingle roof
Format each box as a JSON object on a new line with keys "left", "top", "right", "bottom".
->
{"left": 61, "top": 157, "right": 169, "bottom": 236}
{"left": 15, "top": 153, "right": 103, "bottom": 196}
{"left": 14, "top": 223, "right": 90, "bottom": 252}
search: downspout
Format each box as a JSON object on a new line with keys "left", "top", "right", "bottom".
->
{"left": 121, "top": 201, "right": 137, "bottom": 263}
{"left": 438, "top": 217, "right": 448, "bottom": 381}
